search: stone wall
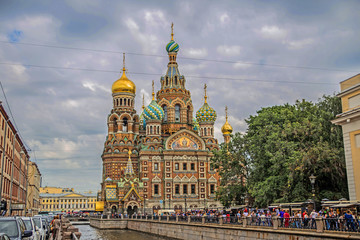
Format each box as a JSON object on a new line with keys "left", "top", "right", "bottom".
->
{"left": 90, "top": 218, "right": 360, "bottom": 240}
{"left": 90, "top": 218, "right": 127, "bottom": 229}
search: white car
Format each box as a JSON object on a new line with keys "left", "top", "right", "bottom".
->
{"left": 21, "top": 217, "right": 40, "bottom": 240}
{"left": 32, "top": 217, "right": 46, "bottom": 240}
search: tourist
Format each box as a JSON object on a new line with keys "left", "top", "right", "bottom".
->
{"left": 284, "top": 210, "right": 290, "bottom": 228}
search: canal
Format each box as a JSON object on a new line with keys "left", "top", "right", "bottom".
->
{"left": 77, "top": 224, "right": 173, "bottom": 240}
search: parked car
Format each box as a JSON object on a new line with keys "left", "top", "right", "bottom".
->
{"left": 0, "top": 233, "right": 11, "bottom": 240}
{"left": 40, "top": 219, "right": 49, "bottom": 240}
{"left": 0, "top": 217, "right": 32, "bottom": 240}
{"left": 32, "top": 218, "right": 45, "bottom": 240}
{"left": 20, "top": 217, "right": 39, "bottom": 240}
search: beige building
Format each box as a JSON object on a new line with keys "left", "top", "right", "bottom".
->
{"left": 332, "top": 73, "right": 360, "bottom": 201}
{"left": 40, "top": 192, "right": 96, "bottom": 212}
{"left": 40, "top": 186, "right": 74, "bottom": 194}
{"left": 26, "top": 161, "right": 41, "bottom": 216}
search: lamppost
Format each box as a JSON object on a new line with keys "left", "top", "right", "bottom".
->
{"left": 184, "top": 195, "right": 187, "bottom": 213}
{"left": 309, "top": 174, "right": 317, "bottom": 211}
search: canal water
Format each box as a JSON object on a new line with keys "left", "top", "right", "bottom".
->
{"left": 77, "top": 225, "right": 173, "bottom": 240}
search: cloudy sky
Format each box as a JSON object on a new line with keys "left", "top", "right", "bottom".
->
{"left": 0, "top": 0, "right": 359, "bottom": 193}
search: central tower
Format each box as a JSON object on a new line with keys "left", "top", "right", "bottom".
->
{"left": 157, "top": 23, "right": 194, "bottom": 135}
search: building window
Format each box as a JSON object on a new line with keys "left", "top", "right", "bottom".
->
{"left": 183, "top": 184, "right": 188, "bottom": 194}
{"left": 175, "top": 163, "right": 179, "bottom": 170}
{"left": 191, "top": 163, "right": 195, "bottom": 171}
{"left": 123, "top": 117, "right": 128, "bottom": 132}
{"left": 191, "top": 184, "right": 196, "bottom": 194}
{"left": 154, "top": 184, "right": 159, "bottom": 195}
{"left": 175, "top": 184, "right": 180, "bottom": 194}
{"left": 183, "top": 163, "right": 187, "bottom": 171}
{"left": 210, "top": 185, "right": 215, "bottom": 194}
{"left": 154, "top": 163, "right": 159, "bottom": 170}
{"left": 175, "top": 104, "right": 180, "bottom": 122}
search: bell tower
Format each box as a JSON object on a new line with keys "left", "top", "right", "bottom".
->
{"left": 157, "top": 23, "right": 194, "bottom": 135}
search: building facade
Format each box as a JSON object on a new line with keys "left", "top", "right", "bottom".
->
{"left": 332, "top": 73, "right": 360, "bottom": 201}
{"left": 0, "top": 102, "right": 30, "bottom": 216}
{"left": 40, "top": 192, "right": 96, "bottom": 213}
{"left": 26, "top": 161, "right": 41, "bottom": 216}
{"left": 100, "top": 26, "right": 232, "bottom": 215}
{"left": 40, "top": 186, "right": 74, "bottom": 194}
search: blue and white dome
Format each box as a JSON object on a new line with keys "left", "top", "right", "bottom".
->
{"left": 143, "top": 100, "right": 164, "bottom": 121}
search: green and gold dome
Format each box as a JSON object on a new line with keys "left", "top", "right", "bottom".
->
{"left": 196, "top": 84, "right": 217, "bottom": 123}
{"left": 143, "top": 81, "right": 164, "bottom": 122}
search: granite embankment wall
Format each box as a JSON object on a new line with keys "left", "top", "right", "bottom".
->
{"left": 90, "top": 218, "right": 360, "bottom": 240}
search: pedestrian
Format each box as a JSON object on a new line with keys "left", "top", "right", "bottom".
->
{"left": 284, "top": 210, "right": 290, "bottom": 228}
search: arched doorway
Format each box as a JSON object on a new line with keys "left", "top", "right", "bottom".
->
{"left": 125, "top": 201, "right": 139, "bottom": 216}
{"left": 111, "top": 205, "right": 117, "bottom": 214}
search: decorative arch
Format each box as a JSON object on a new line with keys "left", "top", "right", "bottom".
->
{"left": 157, "top": 98, "right": 171, "bottom": 108}
{"left": 165, "top": 129, "right": 206, "bottom": 150}
{"left": 170, "top": 97, "right": 186, "bottom": 108}
{"left": 108, "top": 113, "right": 119, "bottom": 122}
{"left": 119, "top": 113, "right": 132, "bottom": 121}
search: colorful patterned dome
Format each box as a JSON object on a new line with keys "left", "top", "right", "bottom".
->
{"left": 192, "top": 117, "right": 199, "bottom": 132}
{"left": 143, "top": 100, "right": 164, "bottom": 121}
{"left": 139, "top": 112, "right": 146, "bottom": 129}
{"left": 166, "top": 40, "right": 179, "bottom": 53}
{"left": 196, "top": 103, "right": 217, "bottom": 123}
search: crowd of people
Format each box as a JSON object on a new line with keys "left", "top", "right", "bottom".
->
{"left": 118, "top": 207, "right": 360, "bottom": 232}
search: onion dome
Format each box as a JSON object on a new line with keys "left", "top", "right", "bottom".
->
{"left": 112, "top": 53, "right": 136, "bottom": 94}
{"left": 221, "top": 106, "right": 233, "bottom": 135}
{"left": 166, "top": 23, "right": 179, "bottom": 53}
{"left": 139, "top": 95, "right": 146, "bottom": 128}
{"left": 143, "top": 81, "right": 164, "bottom": 121}
{"left": 192, "top": 117, "right": 199, "bottom": 132}
{"left": 166, "top": 40, "right": 179, "bottom": 53}
{"left": 196, "top": 84, "right": 217, "bottom": 123}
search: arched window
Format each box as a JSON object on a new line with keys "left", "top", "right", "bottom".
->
{"left": 201, "top": 128, "right": 203, "bottom": 136}
{"left": 120, "top": 99, "right": 123, "bottom": 106}
{"left": 175, "top": 104, "right": 180, "bottom": 122}
{"left": 163, "top": 105, "right": 168, "bottom": 122}
{"left": 123, "top": 118, "right": 128, "bottom": 132}
{"left": 166, "top": 77, "right": 168, "bottom": 86}
{"left": 157, "top": 126, "right": 160, "bottom": 134}
{"left": 211, "top": 128, "right": 213, "bottom": 136}
{"left": 174, "top": 76, "right": 177, "bottom": 85}
{"left": 204, "top": 128, "right": 207, "bottom": 136}
{"left": 113, "top": 118, "right": 118, "bottom": 132}
{"left": 150, "top": 126, "right": 153, "bottom": 135}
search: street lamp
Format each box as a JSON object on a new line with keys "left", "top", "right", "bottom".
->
{"left": 184, "top": 195, "right": 187, "bottom": 213}
{"left": 309, "top": 174, "right": 317, "bottom": 211}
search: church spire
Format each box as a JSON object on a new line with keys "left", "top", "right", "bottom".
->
{"left": 152, "top": 80, "right": 155, "bottom": 100}
{"left": 204, "top": 84, "right": 208, "bottom": 104}
{"left": 125, "top": 149, "right": 134, "bottom": 176}
{"left": 221, "top": 106, "right": 233, "bottom": 143}
{"left": 142, "top": 94, "right": 145, "bottom": 110}
{"left": 171, "top": 22, "right": 174, "bottom": 41}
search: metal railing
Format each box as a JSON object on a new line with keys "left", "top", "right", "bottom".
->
{"left": 323, "top": 218, "right": 360, "bottom": 232}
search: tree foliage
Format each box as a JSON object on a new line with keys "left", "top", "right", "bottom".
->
{"left": 212, "top": 95, "right": 347, "bottom": 207}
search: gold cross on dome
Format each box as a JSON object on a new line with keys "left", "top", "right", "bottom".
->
{"left": 204, "top": 84, "right": 208, "bottom": 103}
{"left": 171, "top": 22, "right": 174, "bottom": 40}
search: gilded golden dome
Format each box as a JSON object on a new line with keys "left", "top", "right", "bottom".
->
{"left": 221, "top": 106, "right": 233, "bottom": 135}
{"left": 112, "top": 70, "right": 136, "bottom": 94}
{"left": 221, "top": 120, "right": 233, "bottom": 135}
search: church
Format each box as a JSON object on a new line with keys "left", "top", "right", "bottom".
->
{"left": 100, "top": 25, "right": 233, "bottom": 215}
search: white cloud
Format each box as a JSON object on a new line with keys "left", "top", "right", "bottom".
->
{"left": 259, "top": 25, "right": 287, "bottom": 40}
{"left": 233, "top": 62, "right": 251, "bottom": 69}
{"left": 286, "top": 38, "right": 314, "bottom": 50}
{"left": 82, "top": 81, "right": 111, "bottom": 93}
{"left": 219, "top": 13, "right": 230, "bottom": 24}
{"left": 124, "top": 18, "right": 160, "bottom": 54}
{"left": 216, "top": 45, "right": 241, "bottom": 56}
{"left": 183, "top": 48, "right": 208, "bottom": 58}
{"left": 144, "top": 10, "right": 167, "bottom": 27}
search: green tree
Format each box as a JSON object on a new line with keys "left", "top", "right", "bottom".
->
{"left": 246, "top": 96, "right": 347, "bottom": 207}
{"left": 212, "top": 95, "right": 347, "bottom": 208}
{"left": 211, "top": 132, "right": 249, "bottom": 207}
